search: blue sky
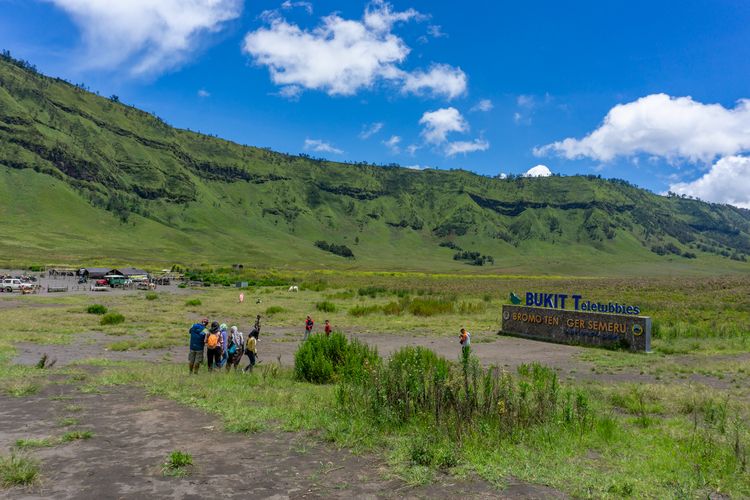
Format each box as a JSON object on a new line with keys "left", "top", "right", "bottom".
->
{"left": 2, "top": 0, "right": 750, "bottom": 206}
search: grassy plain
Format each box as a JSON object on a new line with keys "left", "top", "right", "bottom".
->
{"left": 0, "top": 273, "right": 749, "bottom": 497}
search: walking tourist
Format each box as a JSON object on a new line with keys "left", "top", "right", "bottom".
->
{"left": 243, "top": 329, "right": 258, "bottom": 373}
{"left": 217, "top": 323, "right": 229, "bottom": 368}
{"left": 304, "top": 315, "right": 314, "bottom": 340}
{"left": 188, "top": 318, "right": 209, "bottom": 374}
{"left": 225, "top": 326, "right": 244, "bottom": 371}
{"left": 324, "top": 319, "right": 332, "bottom": 337}
{"left": 459, "top": 328, "right": 471, "bottom": 356}
{"left": 206, "top": 322, "right": 222, "bottom": 371}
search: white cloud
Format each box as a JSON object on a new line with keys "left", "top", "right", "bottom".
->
{"left": 242, "top": 2, "right": 466, "bottom": 99}
{"left": 48, "top": 0, "right": 242, "bottom": 76}
{"left": 400, "top": 64, "right": 467, "bottom": 100}
{"left": 419, "top": 107, "right": 467, "bottom": 144}
{"left": 427, "top": 25, "right": 446, "bottom": 38}
{"left": 304, "top": 138, "right": 343, "bottom": 154}
{"left": 277, "top": 85, "right": 303, "bottom": 100}
{"left": 497, "top": 173, "right": 508, "bottom": 179}
{"left": 471, "top": 99, "right": 493, "bottom": 112}
{"left": 445, "top": 138, "right": 489, "bottom": 157}
{"left": 524, "top": 165, "right": 552, "bottom": 177}
{"left": 419, "top": 107, "right": 489, "bottom": 156}
{"left": 669, "top": 156, "right": 750, "bottom": 208}
{"left": 517, "top": 94, "right": 535, "bottom": 108}
{"left": 406, "top": 144, "right": 420, "bottom": 155}
{"left": 536, "top": 94, "right": 750, "bottom": 162}
{"left": 281, "top": 1, "right": 313, "bottom": 14}
{"left": 359, "top": 122, "right": 384, "bottom": 139}
{"left": 405, "top": 164, "right": 430, "bottom": 170}
{"left": 383, "top": 135, "right": 402, "bottom": 153}
{"left": 197, "top": 89, "right": 210, "bottom": 97}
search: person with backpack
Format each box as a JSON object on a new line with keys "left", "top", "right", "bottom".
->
{"left": 216, "top": 323, "right": 229, "bottom": 368}
{"left": 304, "top": 315, "right": 314, "bottom": 340}
{"left": 225, "top": 325, "right": 244, "bottom": 372}
{"left": 253, "top": 314, "right": 262, "bottom": 336}
{"left": 459, "top": 328, "right": 471, "bottom": 357}
{"left": 206, "top": 322, "right": 222, "bottom": 371}
{"left": 188, "top": 318, "right": 209, "bottom": 374}
{"left": 243, "top": 329, "right": 258, "bottom": 373}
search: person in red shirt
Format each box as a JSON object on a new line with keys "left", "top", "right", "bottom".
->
{"left": 324, "top": 319, "right": 332, "bottom": 337}
{"left": 304, "top": 315, "right": 314, "bottom": 341}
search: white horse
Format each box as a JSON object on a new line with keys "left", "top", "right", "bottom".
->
{"left": 288, "top": 285, "right": 299, "bottom": 292}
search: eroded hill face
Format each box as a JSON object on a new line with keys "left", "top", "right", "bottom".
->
{"left": 1, "top": 54, "right": 749, "bottom": 274}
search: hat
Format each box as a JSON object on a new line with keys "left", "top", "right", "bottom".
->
{"left": 210, "top": 321, "right": 220, "bottom": 332}
{"left": 201, "top": 318, "right": 209, "bottom": 325}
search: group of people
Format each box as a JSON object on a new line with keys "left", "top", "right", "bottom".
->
{"left": 188, "top": 314, "right": 261, "bottom": 374}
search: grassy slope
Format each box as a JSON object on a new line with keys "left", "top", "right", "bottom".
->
{"left": 1, "top": 56, "right": 750, "bottom": 275}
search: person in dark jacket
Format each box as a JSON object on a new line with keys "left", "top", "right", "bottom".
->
{"left": 188, "top": 318, "right": 209, "bottom": 374}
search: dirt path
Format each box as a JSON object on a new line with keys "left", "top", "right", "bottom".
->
{"left": 0, "top": 376, "right": 564, "bottom": 499}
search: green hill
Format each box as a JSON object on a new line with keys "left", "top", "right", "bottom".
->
{"left": 1, "top": 53, "right": 749, "bottom": 275}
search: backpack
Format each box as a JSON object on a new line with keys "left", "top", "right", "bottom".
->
{"left": 207, "top": 332, "right": 220, "bottom": 349}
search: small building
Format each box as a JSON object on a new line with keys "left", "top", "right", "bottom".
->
{"left": 82, "top": 267, "right": 112, "bottom": 279}
{"left": 120, "top": 267, "right": 149, "bottom": 280}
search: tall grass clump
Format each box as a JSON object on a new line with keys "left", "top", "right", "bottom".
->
{"left": 407, "top": 297, "right": 455, "bottom": 316}
{"left": 0, "top": 453, "right": 39, "bottom": 486}
{"left": 265, "top": 306, "right": 285, "bottom": 315}
{"left": 315, "top": 301, "right": 337, "bottom": 313}
{"left": 337, "top": 347, "right": 591, "bottom": 442}
{"left": 86, "top": 304, "right": 107, "bottom": 315}
{"left": 294, "top": 333, "right": 380, "bottom": 384}
{"left": 358, "top": 286, "right": 387, "bottom": 298}
{"left": 100, "top": 312, "right": 125, "bottom": 325}
{"left": 145, "top": 292, "right": 158, "bottom": 301}
{"left": 185, "top": 298, "right": 202, "bottom": 307}
{"left": 348, "top": 305, "right": 380, "bottom": 317}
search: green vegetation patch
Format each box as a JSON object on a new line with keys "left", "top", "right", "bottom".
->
{"left": 162, "top": 450, "right": 193, "bottom": 477}
{"left": 86, "top": 304, "right": 108, "bottom": 315}
{"left": 0, "top": 454, "right": 39, "bottom": 487}
{"left": 100, "top": 312, "right": 125, "bottom": 326}
{"left": 294, "top": 333, "right": 379, "bottom": 384}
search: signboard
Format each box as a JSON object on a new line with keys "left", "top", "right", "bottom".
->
{"left": 501, "top": 304, "right": 651, "bottom": 352}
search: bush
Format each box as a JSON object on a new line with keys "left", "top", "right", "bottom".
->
{"left": 100, "top": 312, "right": 125, "bottom": 325}
{"left": 408, "top": 297, "right": 454, "bottom": 316}
{"left": 145, "top": 292, "right": 158, "bottom": 301}
{"left": 294, "top": 333, "right": 379, "bottom": 384}
{"left": 162, "top": 450, "right": 192, "bottom": 477}
{"left": 86, "top": 304, "right": 108, "bottom": 315}
{"left": 314, "top": 240, "right": 355, "bottom": 259}
{"left": 265, "top": 306, "right": 285, "bottom": 315}
{"left": 358, "top": 286, "right": 386, "bottom": 298}
{"left": 185, "top": 298, "right": 202, "bottom": 307}
{"left": 337, "top": 347, "right": 591, "bottom": 440}
{"left": 316, "top": 301, "right": 337, "bottom": 313}
{"left": 348, "top": 305, "right": 380, "bottom": 317}
{"left": 0, "top": 453, "right": 39, "bottom": 486}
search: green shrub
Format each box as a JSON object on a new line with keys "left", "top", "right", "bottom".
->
{"left": 61, "top": 430, "right": 93, "bottom": 442}
{"left": 0, "top": 453, "right": 39, "bottom": 486}
{"left": 86, "top": 304, "right": 108, "bottom": 315}
{"left": 316, "top": 301, "right": 337, "bottom": 313}
{"left": 348, "top": 305, "right": 380, "bottom": 317}
{"left": 458, "top": 301, "right": 487, "bottom": 314}
{"left": 294, "top": 332, "right": 379, "bottom": 384}
{"left": 145, "top": 292, "right": 158, "bottom": 301}
{"left": 407, "top": 297, "right": 454, "bottom": 316}
{"left": 100, "top": 312, "right": 125, "bottom": 325}
{"left": 265, "top": 306, "right": 285, "bottom": 315}
{"left": 162, "top": 450, "right": 193, "bottom": 477}
{"left": 302, "top": 280, "right": 328, "bottom": 291}
{"left": 358, "top": 286, "right": 386, "bottom": 298}
{"left": 185, "top": 298, "right": 202, "bottom": 307}
{"left": 381, "top": 300, "right": 406, "bottom": 316}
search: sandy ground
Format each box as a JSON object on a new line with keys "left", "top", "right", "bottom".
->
{"left": 0, "top": 373, "right": 564, "bottom": 499}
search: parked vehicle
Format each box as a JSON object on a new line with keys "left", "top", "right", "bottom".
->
{"left": 1, "top": 278, "right": 32, "bottom": 293}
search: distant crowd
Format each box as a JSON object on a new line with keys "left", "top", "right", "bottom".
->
{"left": 188, "top": 313, "right": 472, "bottom": 374}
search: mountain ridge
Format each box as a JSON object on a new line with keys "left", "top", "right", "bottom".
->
{"left": 1, "top": 52, "right": 749, "bottom": 275}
